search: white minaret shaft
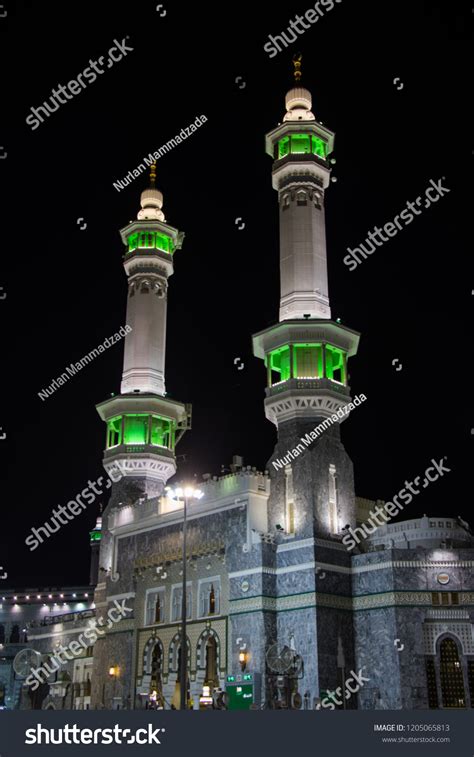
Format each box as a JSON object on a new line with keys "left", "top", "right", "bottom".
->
{"left": 120, "top": 173, "right": 182, "bottom": 396}
{"left": 267, "top": 85, "right": 335, "bottom": 322}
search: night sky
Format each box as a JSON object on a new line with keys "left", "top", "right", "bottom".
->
{"left": 0, "top": 1, "right": 470, "bottom": 587}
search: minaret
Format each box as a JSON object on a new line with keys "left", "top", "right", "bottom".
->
{"left": 252, "top": 56, "right": 360, "bottom": 537}
{"left": 96, "top": 165, "right": 191, "bottom": 500}
{"left": 250, "top": 58, "right": 361, "bottom": 707}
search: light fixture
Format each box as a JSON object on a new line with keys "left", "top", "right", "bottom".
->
{"left": 166, "top": 485, "right": 204, "bottom": 500}
{"left": 48, "top": 594, "right": 52, "bottom": 599}
{"left": 60, "top": 594, "right": 64, "bottom": 599}
{"left": 85, "top": 593, "right": 89, "bottom": 598}
{"left": 26, "top": 595, "right": 30, "bottom": 600}
{"left": 13, "top": 596, "right": 17, "bottom": 601}
{"left": 109, "top": 665, "right": 119, "bottom": 677}
{"left": 37, "top": 595, "right": 41, "bottom": 599}
{"left": 72, "top": 593, "right": 77, "bottom": 598}
{"left": 239, "top": 650, "right": 248, "bottom": 672}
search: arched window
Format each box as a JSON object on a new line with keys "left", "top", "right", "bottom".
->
{"left": 439, "top": 638, "right": 466, "bottom": 708}
{"left": 9, "top": 624, "right": 20, "bottom": 644}
{"left": 204, "top": 636, "right": 219, "bottom": 690}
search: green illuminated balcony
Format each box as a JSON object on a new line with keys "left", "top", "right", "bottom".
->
{"left": 126, "top": 230, "right": 175, "bottom": 256}
{"left": 265, "top": 343, "right": 347, "bottom": 388}
{"left": 277, "top": 134, "right": 328, "bottom": 160}
{"left": 106, "top": 413, "right": 176, "bottom": 452}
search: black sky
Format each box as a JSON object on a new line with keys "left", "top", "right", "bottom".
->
{"left": 0, "top": 0, "right": 471, "bottom": 586}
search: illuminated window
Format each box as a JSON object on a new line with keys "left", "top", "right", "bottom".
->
{"left": 199, "top": 580, "right": 220, "bottom": 617}
{"left": 145, "top": 590, "right": 165, "bottom": 625}
{"left": 171, "top": 586, "right": 192, "bottom": 622}
{"left": 107, "top": 416, "right": 122, "bottom": 448}
{"left": 439, "top": 638, "right": 466, "bottom": 708}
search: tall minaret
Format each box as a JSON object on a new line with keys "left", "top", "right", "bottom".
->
{"left": 250, "top": 59, "right": 361, "bottom": 707}
{"left": 96, "top": 165, "right": 190, "bottom": 500}
{"left": 252, "top": 56, "right": 360, "bottom": 537}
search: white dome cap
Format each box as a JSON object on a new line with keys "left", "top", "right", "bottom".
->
{"left": 284, "top": 86, "right": 315, "bottom": 122}
{"left": 137, "top": 163, "right": 166, "bottom": 221}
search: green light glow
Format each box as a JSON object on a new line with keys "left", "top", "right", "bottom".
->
{"left": 107, "top": 416, "right": 122, "bottom": 448}
{"left": 123, "top": 414, "right": 149, "bottom": 445}
{"left": 127, "top": 230, "right": 174, "bottom": 255}
{"left": 267, "top": 342, "right": 347, "bottom": 385}
{"left": 277, "top": 134, "right": 328, "bottom": 160}
{"left": 269, "top": 346, "right": 291, "bottom": 381}
{"left": 89, "top": 531, "right": 102, "bottom": 542}
{"left": 106, "top": 413, "right": 176, "bottom": 450}
{"left": 325, "top": 345, "right": 345, "bottom": 382}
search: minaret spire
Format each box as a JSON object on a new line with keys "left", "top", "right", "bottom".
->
{"left": 292, "top": 51, "right": 302, "bottom": 84}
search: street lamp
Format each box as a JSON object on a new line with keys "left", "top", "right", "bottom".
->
{"left": 165, "top": 485, "right": 203, "bottom": 709}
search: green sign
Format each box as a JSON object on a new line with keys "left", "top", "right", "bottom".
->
{"left": 226, "top": 683, "right": 254, "bottom": 711}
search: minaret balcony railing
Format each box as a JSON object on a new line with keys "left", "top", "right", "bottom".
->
{"left": 104, "top": 444, "right": 175, "bottom": 460}
{"left": 265, "top": 377, "right": 351, "bottom": 399}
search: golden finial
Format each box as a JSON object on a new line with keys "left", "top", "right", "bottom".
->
{"left": 150, "top": 161, "right": 157, "bottom": 188}
{"left": 293, "top": 52, "right": 303, "bottom": 84}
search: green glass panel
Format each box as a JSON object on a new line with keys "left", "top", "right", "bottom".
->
{"left": 107, "top": 416, "right": 122, "bottom": 448}
{"left": 128, "top": 233, "right": 139, "bottom": 252}
{"left": 278, "top": 137, "right": 290, "bottom": 159}
{"left": 123, "top": 414, "right": 149, "bottom": 445}
{"left": 150, "top": 415, "right": 173, "bottom": 448}
{"left": 312, "top": 136, "right": 327, "bottom": 158}
{"left": 269, "top": 346, "right": 290, "bottom": 382}
{"left": 326, "top": 346, "right": 345, "bottom": 382}
{"left": 291, "top": 134, "right": 311, "bottom": 154}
